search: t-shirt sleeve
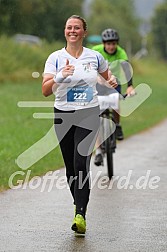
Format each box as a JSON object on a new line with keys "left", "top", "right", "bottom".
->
{"left": 96, "top": 52, "right": 108, "bottom": 73}
{"left": 43, "top": 52, "right": 57, "bottom": 75}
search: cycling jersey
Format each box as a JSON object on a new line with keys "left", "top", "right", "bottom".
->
{"left": 44, "top": 47, "right": 108, "bottom": 111}
{"left": 92, "top": 44, "right": 128, "bottom": 62}
{"left": 92, "top": 44, "right": 128, "bottom": 78}
{"left": 92, "top": 44, "right": 130, "bottom": 95}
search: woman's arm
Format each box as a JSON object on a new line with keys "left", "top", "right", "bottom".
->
{"left": 99, "top": 69, "right": 109, "bottom": 81}
{"left": 42, "top": 59, "right": 75, "bottom": 97}
{"left": 42, "top": 74, "right": 58, "bottom": 97}
{"left": 99, "top": 69, "right": 118, "bottom": 89}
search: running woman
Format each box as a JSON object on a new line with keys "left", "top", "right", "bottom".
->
{"left": 42, "top": 15, "right": 117, "bottom": 235}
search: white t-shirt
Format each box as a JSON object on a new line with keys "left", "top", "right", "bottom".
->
{"left": 44, "top": 47, "right": 108, "bottom": 110}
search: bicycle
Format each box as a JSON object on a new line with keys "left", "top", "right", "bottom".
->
{"left": 97, "top": 93, "right": 127, "bottom": 179}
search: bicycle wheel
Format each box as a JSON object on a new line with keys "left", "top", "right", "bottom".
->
{"left": 106, "top": 137, "right": 113, "bottom": 179}
{"left": 104, "top": 117, "right": 114, "bottom": 179}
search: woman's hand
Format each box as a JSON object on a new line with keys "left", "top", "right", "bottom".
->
{"left": 126, "top": 85, "right": 136, "bottom": 96}
{"left": 106, "top": 69, "right": 118, "bottom": 88}
{"left": 62, "top": 59, "right": 75, "bottom": 78}
{"left": 53, "top": 59, "right": 75, "bottom": 84}
{"left": 99, "top": 69, "right": 118, "bottom": 89}
{"left": 54, "top": 59, "right": 75, "bottom": 83}
{"left": 107, "top": 74, "right": 118, "bottom": 89}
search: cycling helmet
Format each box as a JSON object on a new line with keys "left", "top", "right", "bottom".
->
{"left": 101, "top": 28, "right": 119, "bottom": 42}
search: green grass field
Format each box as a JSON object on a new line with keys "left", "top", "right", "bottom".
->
{"left": 121, "top": 58, "right": 167, "bottom": 137}
{"left": 0, "top": 81, "right": 64, "bottom": 191}
{"left": 0, "top": 37, "right": 167, "bottom": 191}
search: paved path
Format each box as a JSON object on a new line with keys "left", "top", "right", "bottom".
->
{"left": 0, "top": 120, "right": 167, "bottom": 252}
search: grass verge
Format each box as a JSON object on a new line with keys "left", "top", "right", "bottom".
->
{"left": 0, "top": 57, "right": 167, "bottom": 191}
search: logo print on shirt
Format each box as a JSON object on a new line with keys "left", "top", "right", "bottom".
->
{"left": 82, "top": 63, "right": 91, "bottom": 72}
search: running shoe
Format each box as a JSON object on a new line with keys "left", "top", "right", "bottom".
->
{"left": 71, "top": 214, "right": 86, "bottom": 234}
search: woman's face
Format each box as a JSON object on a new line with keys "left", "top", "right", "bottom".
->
{"left": 65, "top": 18, "right": 86, "bottom": 44}
{"left": 104, "top": 41, "right": 118, "bottom": 54}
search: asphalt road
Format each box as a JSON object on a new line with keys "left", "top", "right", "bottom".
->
{"left": 0, "top": 119, "right": 167, "bottom": 252}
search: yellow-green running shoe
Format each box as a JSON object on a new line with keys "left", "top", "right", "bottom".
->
{"left": 71, "top": 214, "right": 86, "bottom": 234}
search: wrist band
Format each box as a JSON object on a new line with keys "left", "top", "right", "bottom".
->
{"left": 53, "top": 71, "right": 65, "bottom": 84}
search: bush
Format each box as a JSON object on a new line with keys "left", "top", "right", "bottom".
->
{"left": 0, "top": 35, "right": 64, "bottom": 83}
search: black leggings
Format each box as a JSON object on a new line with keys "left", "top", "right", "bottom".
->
{"left": 54, "top": 106, "right": 100, "bottom": 218}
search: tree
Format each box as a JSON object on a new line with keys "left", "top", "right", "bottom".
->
{"left": 152, "top": 0, "right": 167, "bottom": 60}
{"left": 0, "top": 0, "right": 83, "bottom": 41}
{"left": 87, "top": 0, "right": 141, "bottom": 54}
{"left": 0, "top": 0, "right": 19, "bottom": 34}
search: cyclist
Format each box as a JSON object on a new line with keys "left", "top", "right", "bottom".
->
{"left": 92, "top": 28, "right": 135, "bottom": 166}
{"left": 42, "top": 16, "right": 117, "bottom": 235}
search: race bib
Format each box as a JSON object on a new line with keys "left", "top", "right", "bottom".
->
{"left": 67, "top": 86, "right": 93, "bottom": 102}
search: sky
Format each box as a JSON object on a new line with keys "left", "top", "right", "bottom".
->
{"left": 83, "top": 0, "right": 164, "bottom": 20}
{"left": 82, "top": 0, "right": 164, "bottom": 35}
{"left": 134, "top": 0, "right": 164, "bottom": 20}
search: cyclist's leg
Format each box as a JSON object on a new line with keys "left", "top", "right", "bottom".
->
{"left": 94, "top": 117, "right": 104, "bottom": 165}
{"left": 113, "top": 84, "right": 121, "bottom": 124}
{"left": 113, "top": 85, "right": 124, "bottom": 140}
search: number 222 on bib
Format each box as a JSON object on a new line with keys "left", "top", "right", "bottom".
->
{"left": 67, "top": 86, "right": 93, "bottom": 102}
